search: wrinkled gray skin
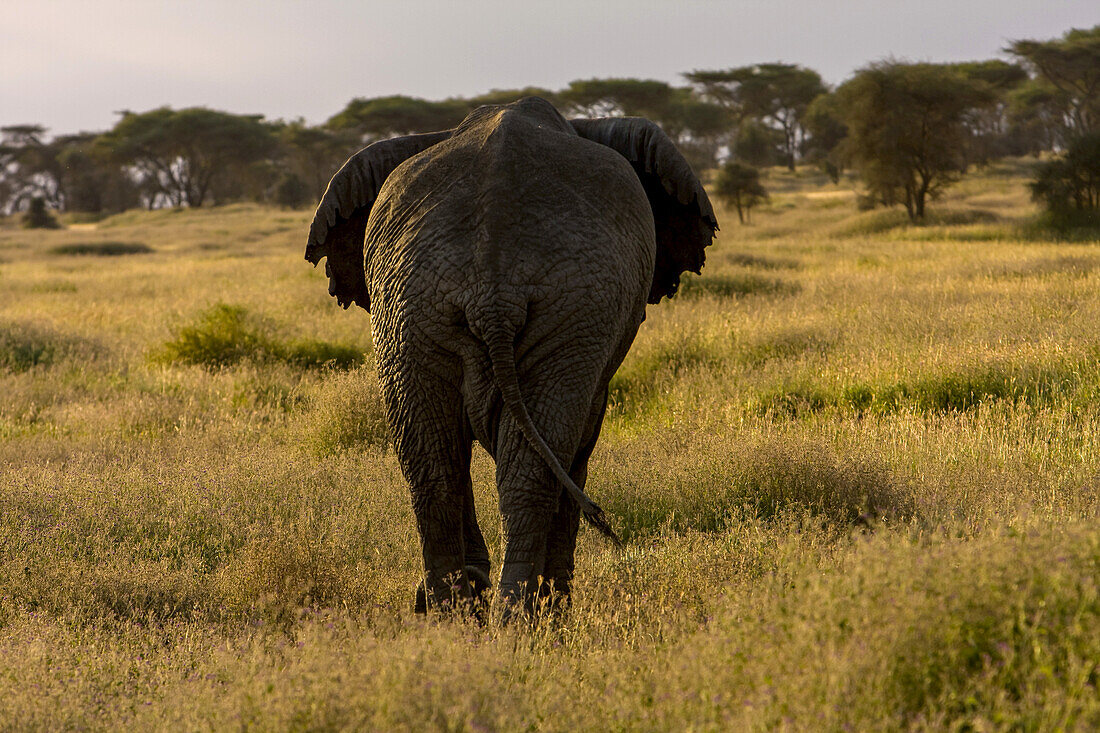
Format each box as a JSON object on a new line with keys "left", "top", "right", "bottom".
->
{"left": 306, "top": 97, "right": 716, "bottom": 617}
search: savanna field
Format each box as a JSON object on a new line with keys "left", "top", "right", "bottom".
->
{"left": 2, "top": 162, "right": 1100, "bottom": 730}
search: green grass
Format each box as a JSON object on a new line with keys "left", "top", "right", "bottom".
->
{"left": 154, "top": 302, "right": 366, "bottom": 370}
{"left": 1, "top": 160, "right": 1100, "bottom": 728}
{"left": 0, "top": 320, "right": 97, "bottom": 372}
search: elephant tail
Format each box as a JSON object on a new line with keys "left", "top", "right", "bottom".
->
{"left": 483, "top": 328, "right": 622, "bottom": 547}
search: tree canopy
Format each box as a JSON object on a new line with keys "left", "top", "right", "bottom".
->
{"left": 559, "top": 78, "right": 678, "bottom": 120}
{"left": 686, "top": 63, "right": 826, "bottom": 170}
{"left": 325, "top": 96, "right": 469, "bottom": 140}
{"left": 556, "top": 79, "right": 730, "bottom": 170}
{"left": 836, "top": 61, "right": 995, "bottom": 221}
{"left": 1009, "top": 25, "right": 1100, "bottom": 136}
{"left": 98, "top": 107, "right": 277, "bottom": 208}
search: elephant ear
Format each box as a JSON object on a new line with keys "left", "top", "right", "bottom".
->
{"left": 305, "top": 130, "right": 453, "bottom": 310}
{"left": 570, "top": 118, "right": 718, "bottom": 303}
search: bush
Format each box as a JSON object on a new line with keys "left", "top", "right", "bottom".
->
{"left": 1030, "top": 132, "right": 1100, "bottom": 215}
{"left": 154, "top": 304, "right": 364, "bottom": 371}
{"left": 273, "top": 173, "right": 313, "bottom": 209}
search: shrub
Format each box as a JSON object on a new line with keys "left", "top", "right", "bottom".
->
{"left": 1030, "top": 132, "right": 1100, "bottom": 216}
{"left": 273, "top": 172, "right": 313, "bottom": 209}
{"left": 279, "top": 339, "right": 363, "bottom": 370}
{"left": 154, "top": 303, "right": 364, "bottom": 371}
{"left": 156, "top": 304, "right": 268, "bottom": 368}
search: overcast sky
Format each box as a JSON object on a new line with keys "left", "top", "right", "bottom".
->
{"left": 3, "top": 0, "right": 1097, "bottom": 135}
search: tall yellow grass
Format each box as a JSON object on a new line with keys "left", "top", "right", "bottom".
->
{"left": 1, "top": 164, "right": 1099, "bottom": 729}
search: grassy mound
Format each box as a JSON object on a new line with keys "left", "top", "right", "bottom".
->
{"left": 829, "top": 206, "right": 1001, "bottom": 238}
{"left": 677, "top": 272, "right": 799, "bottom": 299}
{"left": 153, "top": 304, "right": 364, "bottom": 371}
{"left": 0, "top": 320, "right": 94, "bottom": 372}
{"left": 753, "top": 357, "right": 1091, "bottom": 417}
{"left": 722, "top": 252, "right": 800, "bottom": 270}
{"left": 49, "top": 242, "right": 154, "bottom": 256}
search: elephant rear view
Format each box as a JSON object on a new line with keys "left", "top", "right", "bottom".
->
{"left": 306, "top": 97, "right": 716, "bottom": 615}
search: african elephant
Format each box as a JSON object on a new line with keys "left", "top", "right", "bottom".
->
{"left": 306, "top": 97, "right": 716, "bottom": 615}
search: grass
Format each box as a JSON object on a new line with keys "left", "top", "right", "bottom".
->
{"left": 153, "top": 302, "right": 366, "bottom": 370}
{"left": 1, "top": 160, "right": 1100, "bottom": 728}
{"left": 677, "top": 271, "right": 800, "bottom": 299}
{"left": 0, "top": 319, "right": 97, "bottom": 372}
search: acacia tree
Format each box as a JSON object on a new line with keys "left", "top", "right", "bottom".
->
{"left": 686, "top": 64, "right": 825, "bottom": 170}
{"left": 1009, "top": 81, "right": 1072, "bottom": 154}
{"left": 1030, "top": 132, "right": 1100, "bottom": 215}
{"left": 53, "top": 134, "right": 139, "bottom": 213}
{"left": 802, "top": 92, "right": 849, "bottom": 179}
{"left": 667, "top": 94, "right": 735, "bottom": 172}
{"left": 465, "top": 87, "right": 560, "bottom": 108}
{"left": 0, "top": 125, "right": 60, "bottom": 212}
{"left": 97, "top": 108, "right": 277, "bottom": 208}
{"left": 714, "top": 161, "right": 768, "bottom": 223}
{"left": 836, "top": 61, "right": 994, "bottom": 221}
{"left": 1009, "top": 25, "right": 1100, "bottom": 137}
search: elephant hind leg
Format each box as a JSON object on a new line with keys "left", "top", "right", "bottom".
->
{"left": 462, "top": 462, "right": 491, "bottom": 579}
{"left": 493, "top": 396, "right": 592, "bottom": 618}
{"left": 380, "top": 363, "right": 477, "bottom": 614}
{"left": 542, "top": 389, "right": 608, "bottom": 606}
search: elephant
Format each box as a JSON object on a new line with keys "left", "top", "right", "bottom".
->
{"left": 305, "top": 97, "right": 716, "bottom": 616}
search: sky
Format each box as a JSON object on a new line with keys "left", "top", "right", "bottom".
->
{"left": 2, "top": 0, "right": 1097, "bottom": 136}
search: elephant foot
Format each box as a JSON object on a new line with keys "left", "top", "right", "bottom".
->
{"left": 496, "top": 563, "right": 571, "bottom": 625}
{"left": 538, "top": 576, "right": 572, "bottom": 615}
{"left": 414, "top": 566, "right": 492, "bottom": 618}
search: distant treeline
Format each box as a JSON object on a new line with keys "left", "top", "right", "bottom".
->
{"left": 1, "top": 25, "right": 1096, "bottom": 217}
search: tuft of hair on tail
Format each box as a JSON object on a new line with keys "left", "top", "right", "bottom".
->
{"left": 583, "top": 509, "right": 622, "bottom": 547}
